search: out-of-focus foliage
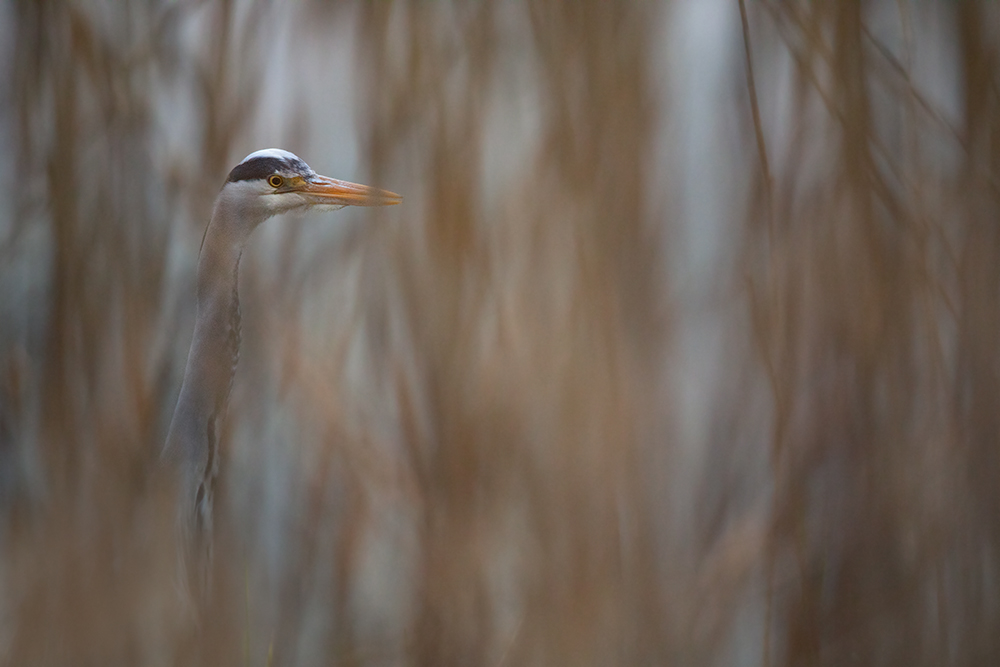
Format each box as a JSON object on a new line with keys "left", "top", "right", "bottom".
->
{"left": 1, "top": 1, "right": 998, "bottom": 665}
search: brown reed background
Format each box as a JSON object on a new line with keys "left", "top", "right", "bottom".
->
{"left": 1, "top": 1, "right": 998, "bottom": 665}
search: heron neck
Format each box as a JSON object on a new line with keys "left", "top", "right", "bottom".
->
{"left": 190, "top": 198, "right": 264, "bottom": 408}
{"left": 196, "top": 197, "right": 263, "bottom": 305}
{"left": 164, "top": 199, "right": 261, "bottom": 463}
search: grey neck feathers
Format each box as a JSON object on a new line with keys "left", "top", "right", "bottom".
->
{"left": 164, "top": 194, "right": 263, "bottom": 525}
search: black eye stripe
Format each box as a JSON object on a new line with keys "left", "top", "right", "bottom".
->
{"left": 287, "top": 157, "right": 309, "bottom": 173}
{"left": 227, "top": 157, "right": 287, "bottom": 183}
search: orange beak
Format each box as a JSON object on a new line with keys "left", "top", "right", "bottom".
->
{"left": 296, "top": 174, "right": 402, "bottom": 207}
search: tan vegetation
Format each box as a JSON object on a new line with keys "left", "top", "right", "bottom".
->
{"left": 1, "top": 1, "right": 998, "bottom": 665}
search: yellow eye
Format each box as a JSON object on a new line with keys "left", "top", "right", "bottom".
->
{"left": 268, "top": 174, "right": 283, "bottom": 188}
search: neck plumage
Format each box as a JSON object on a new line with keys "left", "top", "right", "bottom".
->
{"left": 164, "top": 195, "right": 263, "bottom": 535}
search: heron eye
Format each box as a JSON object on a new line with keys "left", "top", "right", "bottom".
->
{"left": 268, "top": 175, "right": 283, "bottom": 188}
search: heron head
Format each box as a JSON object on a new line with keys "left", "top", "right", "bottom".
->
{"left": 219, "top": 148, "right": 401, "bottom": 222}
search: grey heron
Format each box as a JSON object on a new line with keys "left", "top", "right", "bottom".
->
{"left": 164, "top": 148, "right": 400, "bottom": 553}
